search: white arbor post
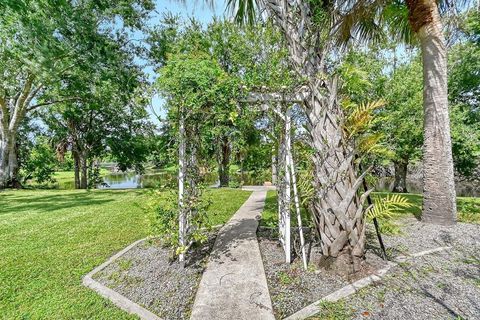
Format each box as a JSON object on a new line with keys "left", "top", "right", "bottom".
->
{"left": 285, "top": 106, "right": 308, "bottom": 269}
{"left": 178, "top": 107, "right": 186, "bottom": 263}
{"left": 283, "top": 104, "right": 291, "bottom": 263}
{"left": 242, "top": 88, "right": 309, "bottom": 268}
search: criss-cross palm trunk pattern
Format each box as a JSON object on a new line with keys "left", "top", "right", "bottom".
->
{"left": 263, "top": 0, "right": 371, "bottom": 271}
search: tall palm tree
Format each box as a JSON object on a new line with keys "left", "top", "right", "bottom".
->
{"left": 405, "top": 0, "right": 457, "bottom": 225}
{"left": 336, "top": 0, "right": 464, "bottom": 225}
{"left": 228, "top": 0, "right": 464, "bottom": 227}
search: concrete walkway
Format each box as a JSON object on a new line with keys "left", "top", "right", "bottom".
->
{"left": 191, "top": 189, "right": 275, "bottom": 320}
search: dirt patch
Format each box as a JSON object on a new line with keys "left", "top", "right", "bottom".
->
{"left": 93, "top": 233, "right": 217, "bottom": 320}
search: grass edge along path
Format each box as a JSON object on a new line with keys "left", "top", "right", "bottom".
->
{"left": 0, "top": 188, "right": 251, "bottom": 319}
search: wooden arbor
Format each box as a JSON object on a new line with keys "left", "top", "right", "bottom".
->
{"left": 244, "top": 87, "right": 309, "bottom": 269}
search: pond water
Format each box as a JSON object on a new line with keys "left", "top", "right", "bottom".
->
{"left": 375, "top": 177, "right": 480, "bottom": 198}
{"left": 57, "top": 171, "right": 479, "bottom": 197}
{"left": 91, "top": 170, "right": 264, "bottom": 190}
{"left": 97, "top": 171, "right": 178, "bottom": 189}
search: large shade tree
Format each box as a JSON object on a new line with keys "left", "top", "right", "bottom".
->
{"left": 0, "top": 0, "right": 153, "bottom": 188}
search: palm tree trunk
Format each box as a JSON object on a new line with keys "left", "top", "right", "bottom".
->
{"left": 408, "top": 0, "right": 457, "bottom": 225}
{"left": 264, "top": 1, "right": 370, "bottom": 274}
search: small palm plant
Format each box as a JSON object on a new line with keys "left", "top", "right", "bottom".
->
{"left": 367, "top": 194, "right": 413, "bottom": 234}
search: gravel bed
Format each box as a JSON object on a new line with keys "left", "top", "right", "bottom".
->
{"left": 336, "top": 219, "right": 480, "bottom": 319}
{"left": 257, "top": 228, "right": 387, "bottom": 319}
{"left": 374, "top": 217, "right": 480, "bottom": 258}
{"left": 93, "top": 233, "right": 217, "bottom": 320}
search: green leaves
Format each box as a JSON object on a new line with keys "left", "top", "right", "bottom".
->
{"left": 367, "top": 194, "right": 412, "bottom": 221}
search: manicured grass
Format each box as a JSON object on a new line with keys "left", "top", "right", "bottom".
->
{"left": 261, "top": 191, "right": 480, "bottom": 228}
{"left": 260, "top": 190, "right": 280, "bottom": 228}
{"left": 374, "top": 192, "right": 480, "bottom": 224}
{"left": 260, "top": 190, "right": 310, "bottom": 228}
{"left": 204, "top": 188, "right": 252, "bottom": 225}
{"left": 0, "top": 188, "right": 251, "bottom": 319}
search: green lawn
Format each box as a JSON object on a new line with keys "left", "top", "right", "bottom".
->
{"left": 373, "top": 192, "right": 480, "bottom": 224}
{"left": 0, "top": 188, "right": 251, "bottom": 319}
{"left": 261, "top": 191, "right": 480, "bottom": 228}
{"left": 26, "top": 169, "right": 111, "bottom": 189}
{"left": 261, "top": 190, "right": 281, "bottom": 228}
{"left": 260, "top": 190, "right": 311, "bottom": 228}
{"left": 204, "top": 188, "right": 252, "bottom": 225}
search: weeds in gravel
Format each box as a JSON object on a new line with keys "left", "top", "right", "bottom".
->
{"left": 377, "top": 288, "right": 386, "bottom": 303}
{"left": 278, "top": 271, "right": 296, "bottom": 285}
{"left": 473, "top": 278, "right": 480, "bottom": 288}
{"left": 462, "top": 255, "right": 480, "bottom": 265}
{"left": 436, "top": 282, "right": 447, "bottom": 290}
{"left": 107, "top": 271, "right": 122, "bottom": 285}
{"left": 310, "top": 300, "right": 354, "bottom": 320}
{"left": 118, "top": 259, "right": 133, "bottom": 272}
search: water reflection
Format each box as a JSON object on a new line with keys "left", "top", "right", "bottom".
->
{"left": 375, "top": 177, "right": 479, "bottom": 197}
{"left": 98, "top": 172, "right": 177, "bottom": 189}
{"left": 56, "top": 170, "right": 479, "bottom": 197}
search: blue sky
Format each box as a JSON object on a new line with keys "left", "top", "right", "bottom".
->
{"left": 146, "top": 0, "right": 227, "bottom": 124}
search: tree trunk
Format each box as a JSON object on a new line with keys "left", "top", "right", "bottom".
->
{"left": 73, "top": 150, "right": 81, "bottom": 189}
{"left": 0, "top": 74, "right": 38, "bottom": 188}
{"left": 392, "top": 160, "right": 408, "bottom": 193}
{"left": 408, "top": 0, "right": 457, "bottom": 225}
{"left": 0, "top": 136, "right": 10, "bottom": 188}
{"left": 0, "top": 132, "right": 20, "bottom": 189}
{"left": 264, "top": 1, "right": 370, "bottom": 274}
{"left": 80, "top": 152, "right": 88, "bottom": 189}
{"left": 218, "top": 136, "right": 231, "bottom": 187}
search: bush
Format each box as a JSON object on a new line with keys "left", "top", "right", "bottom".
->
{"left": 21, "top": 137, "right": 58, "bottom": 185}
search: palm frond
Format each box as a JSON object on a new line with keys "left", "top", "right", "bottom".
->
{"left": 226, "top": 0, "right": 258, "bottom": 25}
{"left": 344, "top": 99, "right": 385, "bottom": 139}
{"left": 366, "top": 193, "right": 412, "bottom": 220}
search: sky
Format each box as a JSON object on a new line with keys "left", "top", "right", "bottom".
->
{"left": 145, "top": 0, "right": 228, "bottom": 124}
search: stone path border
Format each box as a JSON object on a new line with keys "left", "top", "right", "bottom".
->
{"left": 82, "top": 238, "right": 163, "bottom": 320}
{"left": 191, "top": 189, "right": 275, "bottom": 320}
{"left": 284, "top": 246, "right": 452, "bottom": 320}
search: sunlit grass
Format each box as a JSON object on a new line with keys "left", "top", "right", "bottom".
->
{"left": 261, "top": 191, "right": 480, "bottom": 230}
{"left": 0, "top": 188, "right": 250, "bottom": 319}
{"left": 373, "top": 192, "right": 480, "bottom": 224}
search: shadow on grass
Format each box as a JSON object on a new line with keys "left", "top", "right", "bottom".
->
{"left": 0, "top": 190, "right": 142, "bottom": 215}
